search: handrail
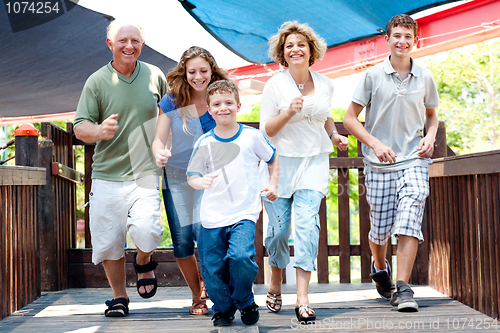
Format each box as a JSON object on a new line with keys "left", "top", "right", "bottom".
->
{"left": 429, "top": 149, "right": 500, "bottom": 177}
{"left": 0, "top": 139, "right": 14, "bottom": 150}
{"left": 426, "top": 149, "right": 500, "bottom": 320}
{"left": 0, "top": 139, "right": 15, "bottom": 165}
{"left": 51, "top": 162, "right": 84, "bottom": 184}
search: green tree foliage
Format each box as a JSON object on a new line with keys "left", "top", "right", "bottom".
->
{"left": 424, "top": 39, "right": 500, "bottom": 153}
{"left": 237, "top": 101, "right": 261, "bottom": 122}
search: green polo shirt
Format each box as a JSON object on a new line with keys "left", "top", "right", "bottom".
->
{"left": 74, "top": 61, "right": 167, "bottom": 181}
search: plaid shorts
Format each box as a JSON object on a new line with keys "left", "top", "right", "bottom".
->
{"left": 365, "top": 166, "right": 429, "bottom": 245}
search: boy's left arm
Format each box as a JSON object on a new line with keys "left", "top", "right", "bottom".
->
{"left": 261, "top": 155, "right": 279, "bottom": 201}
{"left": 418, "top": 108, "right": 439, "bottom": 158}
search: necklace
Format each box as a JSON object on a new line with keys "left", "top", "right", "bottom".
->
{"left": 295, "top": 72, "right": 309, "bottom": 90}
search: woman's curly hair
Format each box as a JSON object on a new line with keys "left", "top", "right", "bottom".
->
{"left": 268, "top": 21, "right": 327, "bottom": 67}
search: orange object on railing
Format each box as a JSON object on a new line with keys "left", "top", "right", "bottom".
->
{"left": 14, "top": 123, "right": 39, "bottom": 137}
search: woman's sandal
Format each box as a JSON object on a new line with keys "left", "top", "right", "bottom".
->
{"left": 189, "top": 299, "right": 208, "bottom": 315}
{"left": 200, "top": 285, "right": 209, "bottom": 300}
{"left": 266, "top": 292, "right": 282, "bottom": 313}
{"left": 133, "top": 253, "right": 158, "bottom": 299}
{"left": 295, "top": 304, "right": 316, "bottom": 324}
{"left": 104, "top": 298, "right": 129, "bottom": 317}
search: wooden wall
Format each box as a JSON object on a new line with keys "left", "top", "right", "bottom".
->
{"left": 427, "top": 150, "right": 500, "bottom": 320}
{"left": 0, "top": 166, "right": 45, "bottom": 320}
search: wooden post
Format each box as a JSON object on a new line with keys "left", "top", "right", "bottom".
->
{"left": 359, "top": 170, "right": 372, "bottom": 282}
{"left": 13, "top": 124, "right": 42, "bottom": 295}
{"left": 84, "top": 145, "right": 94, "bottom": 248}
{"left": 317, "top": 198, "right": 329, "bottom": 283}
{"left": 338, "top": 151, "right": 351, "bottom": 283}
{"left": 432, "top": 121, "right": 448, "bottom": 159}
{"left": 38, "top": 139, "right": 59, "bottom": 291}
{"left": 411, "top": 121, "right": 447, "bottom": 285}
{"left": 254, "top": 211, "right": 264, "bottom": 284}
{"left": 14, "top": 124, "right": 39, "bottom": 167}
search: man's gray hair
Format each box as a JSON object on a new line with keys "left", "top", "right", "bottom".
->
{"left": 107, "top": 19, "right": 145, "bottom": 42}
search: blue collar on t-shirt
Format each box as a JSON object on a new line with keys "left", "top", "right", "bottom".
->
{"left": 210, "top": 123, "right": 243, "bottom": 142}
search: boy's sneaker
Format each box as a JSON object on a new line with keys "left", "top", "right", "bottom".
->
{"left": 390, "top": 281, "right": 419, "bottom": 312}
{"left": 240, "top": 302, "right": 259, "bottom": 325}
{"left": 212, "top": 311, "right": 235, "bottom": 327}
{"left": 370, "top": 259, "right": 396, "bottom": 300}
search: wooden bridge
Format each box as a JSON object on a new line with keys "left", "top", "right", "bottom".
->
{"left": 1, "top": 121, "right": 499, "bottom": 331}
{"left": 1, "top": 284, "right": 499, "bottom": 332}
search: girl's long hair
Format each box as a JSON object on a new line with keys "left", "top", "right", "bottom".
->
{"left": 167, "top": 46, "right": 229, "bottom": 133}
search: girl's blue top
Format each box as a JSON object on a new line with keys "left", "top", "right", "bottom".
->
{"left": 158, "top": 94, "right": 216, "bottom": 170}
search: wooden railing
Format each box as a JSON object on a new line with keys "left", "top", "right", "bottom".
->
{"left": 0, "top": 165, "right": 45, "bottom": 320}
{"left": 0, "top": 122, "right": 84, "bottom": 320}
{"left": 3, "top": 121, "right": 500, "bottom": 322}
{"left": 426, "top": 150, "right": 500, "bottom": 320}
{"left": 39, "top": 123, "right": 82, "bottom": 291}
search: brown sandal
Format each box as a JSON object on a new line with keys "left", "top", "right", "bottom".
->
{"left": 266, "top": 292, "right": 282, "bottom": 313}
{"left": 200, "top": 285, "right": 209, "bottom": 300}
{"left": 189, "top": 299, "right": 208, "bottom": 315}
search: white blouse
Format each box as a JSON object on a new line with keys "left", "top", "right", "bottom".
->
{"left": 260, "top": 69, "right": 334, "bottom": 157}
{"left": 259, "top": 69, "right": 335, "bottom": 198}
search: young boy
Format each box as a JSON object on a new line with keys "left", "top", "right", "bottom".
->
{"left": 187, "top": 80, "right": 279, "bottom": 326}
{"left": 343, "top": 14, "right": 439, "bottom": 312}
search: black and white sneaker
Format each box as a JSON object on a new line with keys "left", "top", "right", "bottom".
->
{"left": 390, "top": 281, "right": 419, "bottom": 312}
{"left": 370, "top": 259, "right": 396, "bottom": 300}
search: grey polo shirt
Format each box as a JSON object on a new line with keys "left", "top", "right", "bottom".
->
{"left": 352, "top": 56, "right": 440, "bottom": 172}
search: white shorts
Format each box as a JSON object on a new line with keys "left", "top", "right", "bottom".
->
{"left": 89, "top": 175, "right": 163, "bottom": 264}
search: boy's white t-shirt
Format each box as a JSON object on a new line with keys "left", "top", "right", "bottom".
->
{"left": 187, "top": 124, "right": 276, "bottom": 229}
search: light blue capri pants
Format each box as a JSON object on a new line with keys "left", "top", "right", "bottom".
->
{"left": 263, "top": 189, "right": 323, "bottom": 272}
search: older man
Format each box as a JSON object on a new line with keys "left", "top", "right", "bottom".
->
{"left": 74, "top": 20, "right": 167, "bottom": 317}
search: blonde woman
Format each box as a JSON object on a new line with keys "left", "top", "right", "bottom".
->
{"left": 260, "top": 21, "right": 348, "bottom": 323}
{"left": 152, "top": 46, "right": 229, "bottom": 315}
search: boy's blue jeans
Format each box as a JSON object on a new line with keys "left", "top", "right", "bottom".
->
{"left": 198, "top": 220, "right": 258, "bottom": 314}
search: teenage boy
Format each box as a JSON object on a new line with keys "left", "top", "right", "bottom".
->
{"left": 187, "top": 80, "right": 279, "bottom": 326}
{"left": 343, "top": 14, "right": 439, "bottom": 312}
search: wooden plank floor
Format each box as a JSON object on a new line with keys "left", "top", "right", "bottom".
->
{"left": 1, "top": 284, "right": 499, "bottom": 332}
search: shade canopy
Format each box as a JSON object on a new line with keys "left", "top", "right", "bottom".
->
{"left": 181, "top": 0, "right": 461, "bottom": 63}
{"left": 0, "top": 3, "right": 176, "bottom": 118}
{"left": 1, "top": 0, "right": 463, "bottom": 118}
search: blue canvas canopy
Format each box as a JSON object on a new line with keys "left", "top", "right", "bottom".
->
{"left": 180, "top": 0, "right": 461, "bottom": 63}
{"left": 0, "top": 0, "right": 464, "bottom": 118}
